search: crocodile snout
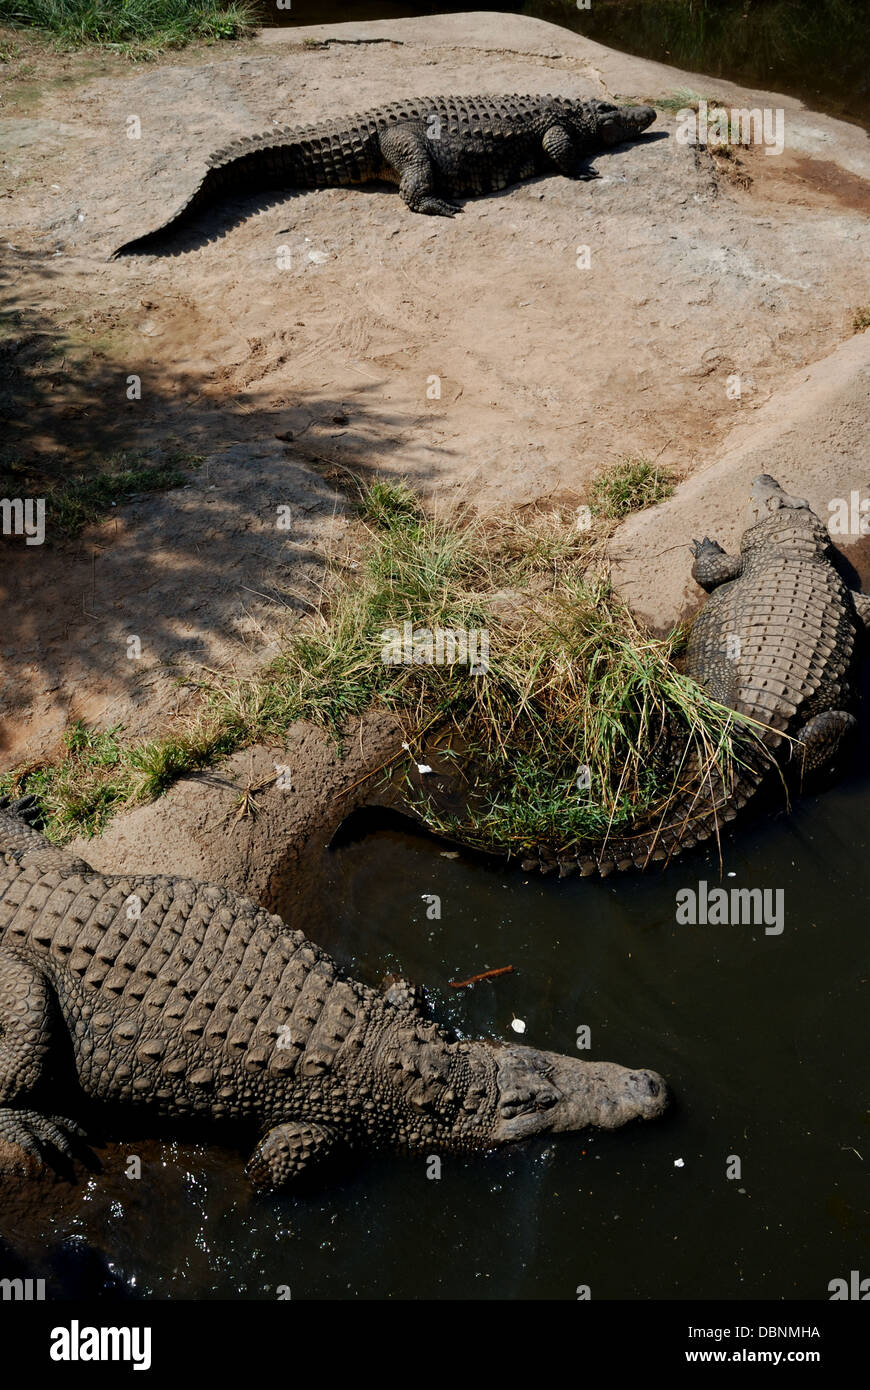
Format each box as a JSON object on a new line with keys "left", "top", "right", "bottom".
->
{"left": 626, "top": 1068, "right": 667, "bottom": 1111}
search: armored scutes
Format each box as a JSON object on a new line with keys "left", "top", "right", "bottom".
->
{"left": 111, "top": 94, "right": 656, "bottom": 257}
{"left": 0, "top": 802, "right": 666, "bottom": 1187}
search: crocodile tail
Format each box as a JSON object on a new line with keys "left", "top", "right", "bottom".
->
{"left": 110, "top": 167, "right": 221, "bottom": 258}
{"left": 539, "top": 759, "right": 769, "bottom": 878}
{"left": 110, "top": 131, "right": 306, "bottom": 259}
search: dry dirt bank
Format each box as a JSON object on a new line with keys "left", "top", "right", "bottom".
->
{"left": 2, "top": 11, "right": 869, "bottom": 881}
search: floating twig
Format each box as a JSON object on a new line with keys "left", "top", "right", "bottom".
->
{"left": 448, "top": 965, "right": 515, "bottom": 989}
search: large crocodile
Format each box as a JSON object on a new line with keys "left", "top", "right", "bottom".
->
{"left": 392, "top": 476, "right": 869, "bottom": 877}
{"left": 0, "top": 799, "right": 666, "bottom": 1186}
{"left": 110, "top": 94, "right": 656, "bottom": 257}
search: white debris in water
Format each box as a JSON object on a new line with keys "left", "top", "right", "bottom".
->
{"left": 511, "top": 1018, "right": 526, "bottom": 1035}
{"left": 674, "top": 1158, "right": 685, "bottom": 1168}
{"left": 416, "top": 764, "right": 433, "bottom": 774}
{"left": 440, "top": 851, "right": 459, "bottom": 859}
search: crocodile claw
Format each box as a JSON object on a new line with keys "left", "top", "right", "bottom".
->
{"left": 690, "top": 536, "right": 719, "bottom": 557}
{"left": 0, "top": 1107, "right": 89, "bottom": 1174}
{"left": 0, "top": 793, "right": 44, "bottom": 828}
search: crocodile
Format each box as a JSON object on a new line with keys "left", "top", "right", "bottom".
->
{"left": 110, "top": 94, "right": 656, "bottom": 257}
{"left": 390, "top": 475, "right": 870, "bottom": 877}
{"left": 0, "top": 799, "right": 666, "bottom": 1187}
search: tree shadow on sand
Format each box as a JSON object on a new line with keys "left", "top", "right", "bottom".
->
{"left": 0, "top": 250, "right": 455, "bottom": 762}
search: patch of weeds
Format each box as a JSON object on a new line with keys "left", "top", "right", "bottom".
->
{"left": 588, "top": 456, "right": 675, "bottom": 520}
{"left": 0, "top": 0, "right": 257, "bottom": 56}
{"left": 0, "top": 717, "right": 241, "bottom": 840}
{"left": 0, "top": 449, "right": 203, "bottom": 540}
{"left": 652, "top": 88, "right": 724, "bottom": 113}
{"left": 852, "top": 306, "right": 870, "bottom": 332}
{"left": 0, "top": 723, "right": 128, "bottom": 838}
{"left": 357, "top": 477, "right": 422, "bottom": 531}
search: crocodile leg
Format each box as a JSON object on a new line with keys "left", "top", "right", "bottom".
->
{"left": 690, "top": 537, "right": 744, "bottom": 591}
{"left": 793, "top": 710, "right": 858, "bottom": 778}
{"left": 245, "top": 1121, "right": 337, "bottom": 1189}
{"left": 0, "top": 945, "right": 87, "bottom": 1172}
{"left": 378, "top": 124, "right": 461, "bottom": 217}
{"left": 542, "top": 123, "right": 598, "bottom": 179}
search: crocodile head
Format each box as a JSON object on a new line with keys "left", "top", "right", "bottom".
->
{"left": 593, "top": 101, "right": 657, "bottom": 145}
{"left": 489, "top": 1044, "right": 667, "bottom": 1143}
{"left": 747, "top": 474, "right": 811, "bottom": 525}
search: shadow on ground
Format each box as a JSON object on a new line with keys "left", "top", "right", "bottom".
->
{"left": 0, "top": 251, "right": 450, "bottom": 763}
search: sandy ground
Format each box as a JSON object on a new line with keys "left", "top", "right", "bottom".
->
{"left": 2, "top": 11, "right": 870, "bottom": 875}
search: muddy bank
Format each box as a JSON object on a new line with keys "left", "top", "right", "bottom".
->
{"left": 67, "top": 709, "right": 404, "bottom": 905}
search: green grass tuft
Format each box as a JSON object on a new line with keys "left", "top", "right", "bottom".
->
{"left": 357, "top": 477, "right": 423, "bottom": 532}
{"left": 589, "top": 456, "right": 675, "bottom": 520}
{"left": 1, "top": 449, "right": 202, "bottom": 539}
{"left": 0, "top": 0, "right": 257, "bottom": 55}
{"left": 652, "top": 88, "right": 724, "bottom": 113}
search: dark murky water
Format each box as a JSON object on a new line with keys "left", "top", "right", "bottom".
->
{"left": 5, "top": 680, "right": 868, "bottom": 1301}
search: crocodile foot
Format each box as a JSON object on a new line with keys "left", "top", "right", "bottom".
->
{"left": 792, "top": 710, "right": 858, "bottom": 780}
{"left": 246, "top": 1121, "right": 336, "bottom": 1190}
{"left": 0, "top": 1107, "right": 88, "bottom": 1174}
{"left": 413, "top": 196, "right": 461, "bottom": 217}
{"left": 690, "top": 537, "right": 743, "bottom": 590}
{"left": 0, "top": 794, "right": 44, "bottom": 829}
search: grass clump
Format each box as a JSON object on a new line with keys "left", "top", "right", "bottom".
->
{"left": 0, "top": 718, "right": 240, "bottom": 838}
{"left": 0, "top": 0, "right": 256, "bottom": 55}
{"left": 0, "top": 449, "right": 202, "bottom": 539}
{"left": 651, "top": 88, "right": 723, "bottom": 113}
{"left": 589, "top": 456, "right": 675, "bottom": 520}
{"left": 3, "top": 477, "right": 756, "bottom": 852}
{"left": 852, "top": 306, "right": 870, "bottom": 332}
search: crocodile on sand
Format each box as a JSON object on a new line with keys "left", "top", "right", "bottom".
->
{"left": 0, "top": 799, "right": 666, "bottom": 1187}
{"left": 388, "top": 476, "right": 870, "bottom": 877}
{"left": 111, "top": 94, "right": 656, "bottom": 257}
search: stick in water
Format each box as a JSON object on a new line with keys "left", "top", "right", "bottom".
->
{"left": 448, "top": 965, "right": 515, "bottom": 989}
